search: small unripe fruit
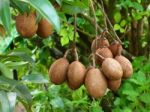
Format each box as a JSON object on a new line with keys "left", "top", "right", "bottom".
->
{"left": 91, "top": 38, "right": 109, "bottom": 52}
{"left": 37, "top": 18, "right": 53, "bottom": 38}
{"left": 15, "top": 12, "right": 38, "bottom": 38}
{"left": 85, "top": 68, "right": 107, "bottom": 98}
{"left": 109, "top": 40, "right": 122, "bottom": 57}
{"left": 102, "top": 58, "right": 123, "bottom": 80}
{"left": 96, "top": 47, "right": 113, "bottom": 65}
{"left": 49, "top": 58, "right": 69, "bottom": 84}
{"left": 115, "top": 55, "right": 133, "bottom": 79}
{"left": 67, "top": 61, "right": 86, "bottom": 90}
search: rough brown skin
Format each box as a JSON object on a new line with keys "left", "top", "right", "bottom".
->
{"left": 37, "top": 18, "right": 53, "bottom": 38}
{"left": 107, "top": 78, "right": 121, "bottom": 91}
{"left": 0, "top": 24, "right": 5, "bottom": 37}
{"left": 49, "top": 58, "right": 69, "bottom": 85}
{"left": 109, "top": 40, "right": 122, "bottom": 57}
{"left": 67, "top": 61, "right": 86, "bottom": 90}
{"left": 115, "top": 55, "right": 133, "bottom": 79}
{"left": 91, "top": 38, "right": 109, "bottom": 52}
{"left": 95, "top": 47, "right": 113, "bottom": 65}
{"left": 102, "top": 58, "right": 123, "bottom": 80}
{"left": 85, "top": 68, "right": 107, "bottom": 98}
{"left": 15, "top": 12, "right": 38, "bottom": 38}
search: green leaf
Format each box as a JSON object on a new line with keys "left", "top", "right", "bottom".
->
{"left": 4, "top": 61, "right": 29, "bottom": 69}
{"left": 50, "top": 96, "right": 64, "bottom": 108}
{"left": 114, "top": 24, "right": 120, "bottom": 30}
{"left": 22, "top": 73, "right": 49, "bottom": 83}
{"left": 0, "top": 91, "right": 11, "bottom": 112}
{"left": 0, "top": 62, "right": 13, "bottom": 78}
{"left": 7, "top": 92, "right": 17, "bottom": 111}
{"left": 11, "top": 0, "right": 30, "bottom": 13}
{"left": 114, "top": 12, "right": 121, "bottom": 23}
{"left": 62, "top": 1, "right": 88, "bottom": 14}
{"left": 0, "top": 76, "right": 32, "bottom": 105}
{"left": 120, "top": 27, "right": 125, "bottom": 33}
{"left": 0, "top": 0, "right": 11, "bottom": 35}
{"left": 120, "top": 20, "right": 127, "bottom": 27}
{"left": 21, "top": 0, "right": 60, "bottom": 32}
{"left": 139, "top": 93, "right": 150, "bottom": 104}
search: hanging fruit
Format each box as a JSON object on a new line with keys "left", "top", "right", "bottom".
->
{"left": 49, "top": 58, "right": 69, "bottom": 85}
{"left": 85, "top": 68, "right": 107, "bottom": 98}
{"left": 37, "top": 18, "right": 53, "bottom": 38}
{"left": 15, "top": 12, "right": 38, "bottom": 38}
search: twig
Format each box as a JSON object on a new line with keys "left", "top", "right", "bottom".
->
{"left": 73, "top": 14, "right": 79, "bottom": 61}
{"left": 90, "top": 0, "right": 98, "bottom": 37}
{"left": 96, "top": 0, "right": 122, "bottom": 44}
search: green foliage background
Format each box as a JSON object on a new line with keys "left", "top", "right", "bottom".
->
{"left": 0, "top": 0, "right": 150, "bottom": 112}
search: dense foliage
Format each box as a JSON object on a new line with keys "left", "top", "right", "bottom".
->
{"left": 0, "top": 0, "right": 150, "bottom": 112}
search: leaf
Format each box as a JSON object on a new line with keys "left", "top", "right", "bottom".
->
{"left": 0, "top": 91, "right": 11, "bottom": 112}
{"left": 139, "top": 93, "right": 150, "bottom": 104}
{"left": 114, "top": 24, "right": 120, "bottom": 30}
{"left": 7, "top": 92, "right": 17, "bottom": 111}
{"left": 50, "top": 96, "right": 64, "bottom": 109}
{"left": 0, "top": 76, "right": 32, "bottom": 105}
{"left": 11, "top": 0, "right": 30, "bottom": 13}
{"left": 22, "top": 73, "right": 49, "bottom": 83}
{"left": 4, "top": 61, "right": 29, "bottom": 69}
{"left": 120, "top": 20, "right": 127, "bottom": 27}
{"left": 114, "top": 12, "right": 121, "bottom": 23}
{"left": 62, "top": 1, "right": 88, "bottom": 14}
{"left": 0, "top": 62, "right": 13, "bottom": 78}
{"left": 21, "top": 0, "right": 60, "bottom": 32}
{"left": 0, "top": 0, "right": 11, "bottom": 35}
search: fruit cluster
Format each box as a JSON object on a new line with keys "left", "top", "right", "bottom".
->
{"left": 49, "top": 33, "right": 133, "bottom": 99}
{"left": 15, "top": 12, "right": 53, "bottom": 38}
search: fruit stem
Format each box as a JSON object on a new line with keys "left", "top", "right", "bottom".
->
{"left": 64, "top": 49, "right": 71, "bottom": 58}
{"left": 92, "top": 53, "right": 96, "bottom": 67}
{"left": 95, "top": 52, "right": 105, "bottom": 61}
{"left": 74, "top": 47, "right": 79, "bottom": 61}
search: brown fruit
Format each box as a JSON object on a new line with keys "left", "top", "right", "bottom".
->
{"left": 37, "top": 18, "right": 53, "bottom": 38}
{"left": 107, "top": 79, "right": 121, "bottom": 91}
{"left": 0, "top": 24, "right": 5, "bottom": 37}
{"left": 115, "top": 55, "right": 133, "bottom": 79}
{"left": 109, "top": 40, "right": 122, "bottom": 57}
{"left": 49, "top": 58, "right": 69, "bottom": 84}
{"left": 15, "top": 12, "right": 38, "bottom": 38}
{"left": 102, "top": 58, "right": 123, "bottom": 80}
{"left": 67, "top": 61, "right": 86, "bottom": 90}
{"left": 91, "top": 38, "right": 109, "bottom": 52}
{"left": 95, "top": 47, "right": 113, "bottom": 65}
{"left": 85, "top": 68, "right": 107, "bottom": 98}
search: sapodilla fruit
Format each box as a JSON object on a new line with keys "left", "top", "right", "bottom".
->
{"left": 0, "top": 24, "right": 5, "bottom": 37}
{"left": 49, "top": 58, "right": 69, "bottom": 85}
{"left": 96, "top": 47, "right": 113, "bottom": 65}
{"left": 67, "top": 61, "right": 86, "bottom": 90}
{"left": 15, "top": 12, "right": 38, "bottom": 38}
{"left": 109, "top": 40, "right": 122, "bottom": 57}
{"left": 37, "top": 18, "right": 53, "bottom": 38}
{"left": 91, "top": 38, "right": 109, "bottom": 52}
{"left": 107, "top": 79, "right": 121, "bottom": 91}
{"left": 85, "top": 68, "right": 107, "bottom": 98}
{"left": 115, "top": 55, "right": 133, "bottom": 79}
{"left": 102, "top": 58, "right": 123, "bottom": 80}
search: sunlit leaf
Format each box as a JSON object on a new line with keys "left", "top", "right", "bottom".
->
{"left": 0, "top": 91, "right": 11, "bottom": 112}
{"left": 0, "top": 0, "right": 11, "bottom": 35}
